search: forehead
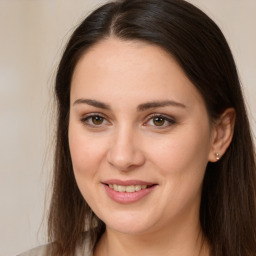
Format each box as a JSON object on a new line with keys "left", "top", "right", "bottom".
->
{"left": 70, "top": 37, "right": 204, "bottom": 109}
{"left": 73, "top": 38, "right": 178, "bottom": 79}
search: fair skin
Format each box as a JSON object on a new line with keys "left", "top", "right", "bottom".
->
{"left": 69, "top": 38, "right": 235, "bottom": 256}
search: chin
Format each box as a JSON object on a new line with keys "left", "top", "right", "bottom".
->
{"left": 99, "top": 211, "right": 157, "bottom": 235}
{"left": 107, "top": 223, "right": 151, "bottom": 235}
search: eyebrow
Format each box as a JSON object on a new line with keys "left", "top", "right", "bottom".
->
{"left": 73, "top": 98, "right": 111, "bottom": 110}
{"left": 137, "top": 100, "right": 186, "bottom": 111}
{"left": 73, "top": 98, "right": 186, "bottom": 111}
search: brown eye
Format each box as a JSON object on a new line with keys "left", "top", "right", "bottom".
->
{"left": 91, "top": 116, "right": 104, "bottom": 125}
{"left": 153, "top": 117, "right": 165, "bottom": 126}
{"left": 144, "top": 114, "right": 176, "bottom": 128}
{"left": 81, "top": 114, "right": 108, "bottom": 127}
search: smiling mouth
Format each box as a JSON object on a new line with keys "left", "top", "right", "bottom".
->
{"left": 103, "top": 181, "right": 157, "bottom": 203}
{"left": 106, "top": 184, "right": 156, "bottom": 193}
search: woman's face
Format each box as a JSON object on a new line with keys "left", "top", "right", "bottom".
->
{"left": 69, "top": 38, "right": 215, "bottom": 235}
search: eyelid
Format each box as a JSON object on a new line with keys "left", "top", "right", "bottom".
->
{"left": 80, "top": 112, "right": 176, "bottom": 129}
{"left": 80, "top": 112, "right": 110, "bottom": 127}
{"left": 143, "top": 113, "right": 176, "bottom": 128}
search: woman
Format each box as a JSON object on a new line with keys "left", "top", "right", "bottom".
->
{"left": 19, "top": 0, "right": 256, "bottom": 255}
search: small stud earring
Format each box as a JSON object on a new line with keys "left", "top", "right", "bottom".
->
{"left": 216, "top": 153, "right": 220, "bottom": 160}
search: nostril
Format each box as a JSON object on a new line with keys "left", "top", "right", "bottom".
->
{"left": 107, "top": 145, "right": 145, "bottom": 171}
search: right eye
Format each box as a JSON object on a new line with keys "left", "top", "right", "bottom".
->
{"left": 81, "top": 114, "right": 109, "bottom": 127}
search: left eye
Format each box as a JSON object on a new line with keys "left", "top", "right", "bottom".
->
{"left": 145, "top": 115, "right": 175, "bottom": 128}
{"left": 90, "top": 116, "right": 105, "bottom": 125}
{"left": 81, "top": 114, "right": 108, "bottom": 127}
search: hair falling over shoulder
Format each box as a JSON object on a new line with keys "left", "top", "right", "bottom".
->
{"left": 48, "top": 0, "right": 256, "bottom": 255}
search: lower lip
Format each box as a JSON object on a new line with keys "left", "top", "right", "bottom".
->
{"left": 103, "top": 184, "right": 156, "bottom": 204}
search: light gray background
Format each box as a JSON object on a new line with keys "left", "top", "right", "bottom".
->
{"left": 0, "top": 1, "right": 255, "bottom": 255}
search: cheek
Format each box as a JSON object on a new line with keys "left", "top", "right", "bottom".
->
{"left": 68, "top": 126, "right": 108, "bottom": 205}
{"left": 146, "top": 124, "right": 211, "bottom": 188}
{"left": 68, "top": 124, "right": 106, "bottom": 178}
{"left": 167, "top": 122, "right": 209, "bottom": 163}
{"left": 146, "top": 128, "right": 211, "bottom": 216}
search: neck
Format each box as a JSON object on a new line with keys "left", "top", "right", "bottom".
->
{"left": 94, "top": 217, "right": 210, "bottom": 256}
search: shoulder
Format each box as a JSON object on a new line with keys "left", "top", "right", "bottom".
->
{"left": 17, "top": 232, "right": 92, "bottom": 256}
{"left": 17, "top": 244, "right": 50, "bottom": 256}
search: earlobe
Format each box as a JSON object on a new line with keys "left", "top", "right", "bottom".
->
{"left": 208, "top": 108, "right": 236, "bottom": 162}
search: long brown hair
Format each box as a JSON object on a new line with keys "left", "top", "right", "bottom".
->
{"left": 48, "top": 0, "right": 256, "bottom": 255}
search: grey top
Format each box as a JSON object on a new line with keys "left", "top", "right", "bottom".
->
{"left": 17, "top": 235, "right": 92, "bottom": 256}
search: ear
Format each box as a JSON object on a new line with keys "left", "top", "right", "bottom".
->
{"left": 208, "top": 108, "right": 236, "bottom": 162}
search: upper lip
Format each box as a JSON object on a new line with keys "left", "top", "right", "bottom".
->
{"left": 102, "top": 179, "right": 156, "bottom": 186}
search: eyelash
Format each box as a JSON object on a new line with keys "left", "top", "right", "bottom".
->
{"left": 80, "top": 113, "right": 109, "bottom": 128}
{"left": 145, "top": 114, "right": 176, "bottom": 128}
{"left": 80, "top": 113, "right": 176, "bottom": 129}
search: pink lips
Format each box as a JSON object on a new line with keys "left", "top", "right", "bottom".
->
{"left": 102, "top": 179, "right": 157, "bottom": 204}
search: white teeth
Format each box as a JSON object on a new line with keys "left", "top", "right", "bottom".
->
{"left": 118, "top": 185, "right": 126, "bottom": 192}
{"left": 135, "top": 185, "right": 141, "bottom": 191}
{"left": 126, "top": 185, "right": 135, "bottom": 192}
{"left": 109, "top": 184, "right": 149, "bottom": 193}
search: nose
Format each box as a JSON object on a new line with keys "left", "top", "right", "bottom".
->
{"left": 107, "top": 126, "right": 145, "bottom": 171}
